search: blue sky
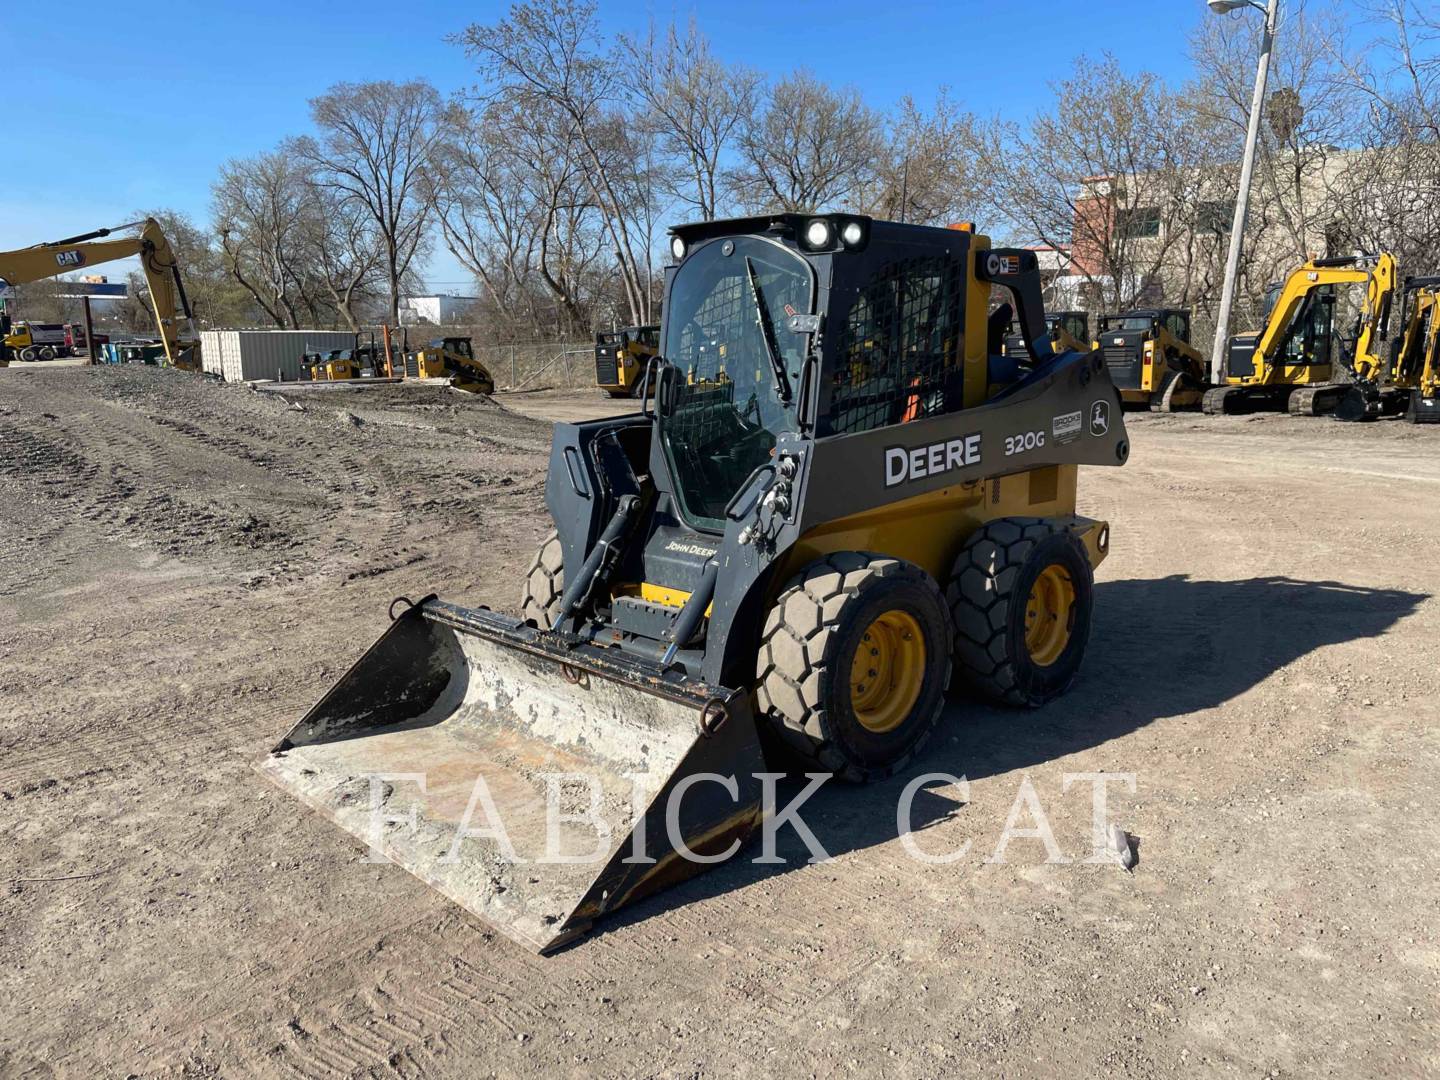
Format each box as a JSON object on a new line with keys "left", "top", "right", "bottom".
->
{"left": 6, "top": 0, "right": 1221, "bottom": 291}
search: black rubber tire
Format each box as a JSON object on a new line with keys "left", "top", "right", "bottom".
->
{"left": 519, "top": 531, "right": 565, "bottom": 628}
{"left": 948, "top": 517, "right": 1094, "bottom": 707}
{"left": 756, "top": 552, "right": 953, "bottom": 783}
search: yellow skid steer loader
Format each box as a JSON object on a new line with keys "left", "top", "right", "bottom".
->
{"left": 262, "top": 215, "right": 1131, "bottom": 952}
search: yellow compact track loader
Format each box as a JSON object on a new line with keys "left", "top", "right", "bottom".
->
{"left": 406, "top": 336, "right": 495, "bottom": 394}
{"left": 1002, "top": 311, "right": 1089, "bottom": 358}
{"left": 595, "top": 325, "right": 661, "bottom": 397}
{"left": 262, "top": 215, "right": 1131, "bottom": 953}
{"left": 0, "top": 218, "right": 200, "bottom": 370}
{"left": 1335, "top": 275, "right": 1439, "bottom": 422}
{"left": 1203, "top": 253, "right": 1397, "bottom": 416}
{"left": 1095, "top": 308, "right": 1209, "bottom": 411}
{"left": 301, "top": 334, "right": 385, "bottom": 382}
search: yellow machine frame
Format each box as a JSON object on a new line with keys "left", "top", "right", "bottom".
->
{"left": 0, "top": 219, "right": 200, "bottom": 370}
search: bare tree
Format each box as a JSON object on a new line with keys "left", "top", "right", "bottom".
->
{"left": 1191, "top": 1, "right": 1360, "bottom": 283}
{"left": 429, "top": 96, "right": 611, "bottom": 338}
{"left": 213, "top": 149, "right": 314, "bottom": 327}
{"left": 865, "top": 89, "right": 986, "bottom": 226}
{"left": 623, "top": 21, "right": 760, "bottom": 219}
{"left": 290, "top": 80, "right": 448, "bottom": 325}
{"left": 299, "top": 185, "right": 384, "bottom": 331}
{"left": 982, "top": 57, "right": 1221, "bottom": 314}
{"left": 1326, "top": 1, "right": 1440, "bottom": 274}
{"left": 454, "top": 1, "right": 659, "bottom": 326}
{"left": 729, "top": 71, "right": 885, "bottom": 213}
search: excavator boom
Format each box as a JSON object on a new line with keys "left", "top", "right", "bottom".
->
{"left": 0, "top": 218, "right": 198, "bottom": 369}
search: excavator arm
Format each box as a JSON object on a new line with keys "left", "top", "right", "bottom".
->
{"left": 0, "top": 219, "right": 199, "bottom": 369}
{"left": 1253, "top": 253, "right": 1396, "bottom": 384}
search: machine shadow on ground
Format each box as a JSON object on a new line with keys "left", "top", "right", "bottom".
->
{"left": 585, "top": 574, "right": 1424, "bottom": 943}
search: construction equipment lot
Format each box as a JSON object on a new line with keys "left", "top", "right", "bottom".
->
{"left": 1, "top": 367, "right": 1435, "bottom": 1077}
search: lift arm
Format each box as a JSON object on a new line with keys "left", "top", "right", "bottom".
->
{"left": 0, "top": 219, "right": 198, "bottom": 369}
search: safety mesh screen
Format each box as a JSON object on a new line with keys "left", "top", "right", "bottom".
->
{"left": 826, "top": 255, "right": 965, "bottom": 436}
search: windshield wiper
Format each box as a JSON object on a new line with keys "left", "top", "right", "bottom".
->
{"left": 744, "top": 256, "right": 792, "bottom": 404}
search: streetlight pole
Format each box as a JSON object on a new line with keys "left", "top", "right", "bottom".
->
{"left": 1208, "top": 0, "right": 1280, "bottom": 384}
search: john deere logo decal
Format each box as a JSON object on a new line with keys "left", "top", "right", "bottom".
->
{"left": 1090, "top": 400, "right": 1110, "bottom": 437}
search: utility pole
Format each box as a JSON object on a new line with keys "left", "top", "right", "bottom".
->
{"left": 1207, "top": 0, "right": 1281, "bottom": 383}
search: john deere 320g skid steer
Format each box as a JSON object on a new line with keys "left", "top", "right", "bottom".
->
{"left": 262, "top": 214, "right": 1130, "bottom": 952}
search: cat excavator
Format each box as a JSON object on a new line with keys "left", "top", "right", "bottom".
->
{"left": 261, "top": 213, "right": 1132, "bottom": 953}
{"left": 0, "top": 218, "right": 200, "bottom": 370}
{"left": 1203, "top": 253, "right": 1397, "bottom": 416}
{"left": 1335, "top": 275, "right": 1439, "bottom": 422}
{"left": 1388, "top": 278, "right": 1440, "bottom": 424}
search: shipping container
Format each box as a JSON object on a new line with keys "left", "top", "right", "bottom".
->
{"left": 200, "top": 329, "right": 358, "bottom": 383}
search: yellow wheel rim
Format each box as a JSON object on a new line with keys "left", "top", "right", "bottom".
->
{"left": 1024, "top": 565, "right": 1076, "bottom": 667}
{"left": 849, "top": 609, "right": 926, "bottom": 733}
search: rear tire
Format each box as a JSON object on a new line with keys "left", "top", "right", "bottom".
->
{"left": 519, "top": 531, "right": 565, "bottom": 628}
{"left": 756, "top": 552, "right": 952, "bottom": 783}
{"left": 38, "top": 346, "right": 56, "bottom": 361}
{"left": 948, "top": 517, "right": 1094, "bottom": 707}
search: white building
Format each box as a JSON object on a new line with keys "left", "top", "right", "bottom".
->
{"left": 398, "top": 294, "right": 478, "bottom": 325}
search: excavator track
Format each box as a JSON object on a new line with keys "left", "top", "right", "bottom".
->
{"left": 1201, "top": 386, "right": 1235, "bottom": 415}
{"left": 1287, "top": 384, "right": 1347, "bottom": 417}
{"left": 1202, "top": 385, "right": 1281, "bottom": 415}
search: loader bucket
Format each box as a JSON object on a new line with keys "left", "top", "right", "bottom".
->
{"left": 260, "top": 598, "right": 765, "bottom": 953}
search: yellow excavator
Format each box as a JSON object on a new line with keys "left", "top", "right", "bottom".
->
{"left": 1387, "top": 277, "right": 1440, "bottom": 424}
{"left": 1335, "top": 275, "right": 1439, "bottom": 422}
{"left": 1203, "top": 253, "right": 1397, "bottom": 416}
{"left": 0, "top": 218, "right": 200, "bottom": 370}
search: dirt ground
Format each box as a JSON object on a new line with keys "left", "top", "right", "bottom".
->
{"left": 1, "top": 367, "right": 1436, "bottom": 1078}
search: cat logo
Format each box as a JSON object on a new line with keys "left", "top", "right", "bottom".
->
{"left": 985, "top": 253, "right": 1020, "bottom": 277}
{"left": 54, "top": 250, "right": 85, "bottom": 268}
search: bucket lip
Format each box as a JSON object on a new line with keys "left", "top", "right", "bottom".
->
{"left": 420, "top": 598, "right": 741, "bottom": 713}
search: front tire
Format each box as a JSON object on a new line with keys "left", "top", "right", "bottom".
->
{"left": 756, "top": 553, "right": 952, "bottom": 783}
{"left": 948, "top": 518, "right": 1094, "bottom": 707}
{"left": 519, "top": 531, "right": 565, "bottom": 628}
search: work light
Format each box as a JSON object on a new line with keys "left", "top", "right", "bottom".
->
{"left": 670, "top": 236, "right": 686, "bottom": 261}
{"left": 804, "top": 219, "right": 833, "bottom": 249}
